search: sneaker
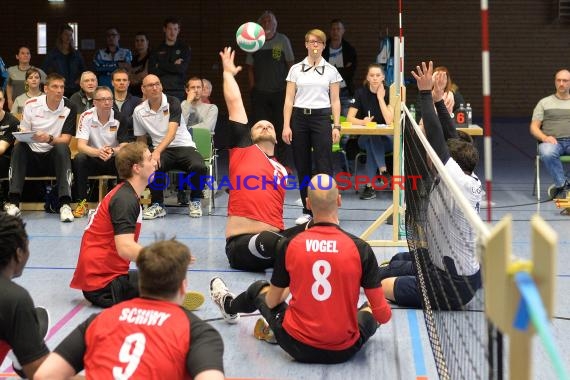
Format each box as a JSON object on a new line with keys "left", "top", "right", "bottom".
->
{"left": 294, "top": 198, "right": 303, "bottom": 207}
{"left": 72, "top": 199, "right": 89, "bottom": 218}
{"left": 177, "top": 190, "right": 189, "bottom": 205}
{"left": 3, "top": 202, "right": 21, "bottom": 217}
{"left": 295, "top": 214, "right": 312, "bottom": 225}
{"left": 360, "top": 185, "right": 377, "bottom": 200}
{"left": 143, "top": 203, "right": 166, "bottom": 220}
{"left": 60, "top": 204, "right": 74, "bottom": 222}
{"left": 209, "top": 277, "right": 239, "bottom": 324}
{"left": 548, "top": 184, "right": 566, "bottom": 200}
{"left": 253, "top": 317, "right": 277, "bottom": 344}
{"left": 182, "top": 291, "right": 205, "bottom": 311}
{"left": 189, "top": 200, "right": 202, "bottom": 218}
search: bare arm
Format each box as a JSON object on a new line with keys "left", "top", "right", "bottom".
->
{"left": 377, "top": 86, "right": 394, "bottom": 125}
{"left": 220, "top": 47, "right": 247, "bottom": 124}
{"left": 33, "top": 353, "right": 76, "bottom": 380}
{"left": 265, "top": 284, "right": 290, "bottom": 309}
{"left": 194, "top": 369, "right": 225, "bottom": 380}
{"left": 6, "top": 83, "right": 14, "bottom": 110}
{"left": 330, "top": 82, "right": 341, "bottom": 143}
{"left": 0, "top": 140, "right": 9, "bottom": 155}
{"left": 530, "top": 119, "right": 556, "bottom": 144}
{"left": 282, "top": 81, "right": 296, "bottom": 144}
{"left": 247, "top": 64, "right": 255, "bottom": 90}
{"left": 114, "top": 233, "right": 143, "bottom": 261}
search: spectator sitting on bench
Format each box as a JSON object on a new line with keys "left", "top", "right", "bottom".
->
{"left": 69, "top": 71, "right": 98, "bottom": 113}
{"left": 4, "top": 73, "right": 77, "bottom": 222}
{"left": 72, "top": 86, "right": 130, "bottom": 218}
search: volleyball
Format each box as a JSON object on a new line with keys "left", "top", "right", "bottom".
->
{"left": 235, "top": 22, "right": 265, "bottom": 53}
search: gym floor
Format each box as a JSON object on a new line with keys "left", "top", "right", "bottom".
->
{"left": 1, "top": 121, "right": 569, "bottom": 379}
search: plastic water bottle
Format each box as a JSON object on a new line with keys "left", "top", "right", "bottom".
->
{"left": 409, "top": 104, "right": 416, "bottom": 122}
{"left": 465, "top": 103, "right": 472, "bottom": 125}
{"left": 455, "top": 103, "right": 467, "bottom": 127}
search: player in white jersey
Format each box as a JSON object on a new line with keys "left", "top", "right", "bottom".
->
{"left": 379, "top": 61, "right": 482, "bottom": 310}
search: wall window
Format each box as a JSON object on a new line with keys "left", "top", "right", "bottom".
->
{"left": 37, "top": 22, "right": 47, "bottom": 54}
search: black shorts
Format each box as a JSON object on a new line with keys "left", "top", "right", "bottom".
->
{"left": 254, "top": 293, "right": 378, "bottom": 364}
{"left": 82, "top": 271, "right": 139, "bottom": 308}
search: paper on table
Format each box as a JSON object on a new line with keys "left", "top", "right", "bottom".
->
{"left": 13, "top": 131, "right": 36, "bottom": 143}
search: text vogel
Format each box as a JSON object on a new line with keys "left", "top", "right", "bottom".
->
{"left": 306, "top": 239, "right": 339, "bottom": 253}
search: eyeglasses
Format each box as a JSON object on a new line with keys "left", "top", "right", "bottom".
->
{"left": 306, "top": 40, "right": 323, "bottom": 45}
{"left": 143, "top": 82, "right": 161, "bottom": 89}
{"left": 94, "top": 97, "right": 114, "bottom": 102}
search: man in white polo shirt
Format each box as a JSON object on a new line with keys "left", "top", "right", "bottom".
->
{"left": 4, "top": 73, "right": 77, "bottom": 222}
{"left": 133, "top": 74, "right": 207, "bottom": 219}
{"left": 72, "top": 86, "right": 130, "bottom": 217}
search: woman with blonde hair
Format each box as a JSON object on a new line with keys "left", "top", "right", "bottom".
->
{"left": 283, "top": 28, "right": 343, "bottom": 225}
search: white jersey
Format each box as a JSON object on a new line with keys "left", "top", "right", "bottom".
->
{"left": 133, "top": 93, "right": 195, "bottom": 149}
{"left": 76, "top": 107, "right": 122, "bottom": 149}
{"left": 20, "top": 95, "right": 76, "bottom": 153}
{"left": 427, "top": 157, "right": 482, "bottom": 276}
{"left": 286, "top": 57, "right": 343, "bottom": 109}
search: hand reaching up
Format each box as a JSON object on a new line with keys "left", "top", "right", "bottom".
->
{"left": 411, "top": 61, "right": 434, "bottom": 92}
{"left": 431, "top": 70, "right": 446, "bottom": 102}
{"left": 219, "top": 47, "right": 242, "bottom": 76}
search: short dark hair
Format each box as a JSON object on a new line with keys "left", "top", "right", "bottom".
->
{"left": 111, "top": 68, "right": 129, "bottom": 80}
{"left": 45, "top": 72, "right": 66, "bottom": 86}
{"left": 0, "top": 214, "right": 28, "bottom": 271}
{"left": 163, "top": 17, "right": 181, "bottom": 28}
{"left": 185, "top": 76, "right": 202, "bottom": 89}
{"left": 115, "top": 141, "right": 148, "bottom": 180}
{"left": 330, "top": 18, "right": 345, "bottom": 26}
{"left": 447, "top": 139, "right": 479, "bottom": 174}
{"left": 137, "top": 239, "right": 191, "bottom": 299}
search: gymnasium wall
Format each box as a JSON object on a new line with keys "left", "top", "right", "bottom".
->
{"left": 3, "top": 0, "right": 569, "bottom": 119}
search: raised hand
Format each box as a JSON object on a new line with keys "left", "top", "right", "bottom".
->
{"left": 219, "top": 47, "right": 242, "bottom": 76}
{"left": 432, "top": 70, "right": 446, "bottom": 102}
{"left": 411, "top": 61, "right": 434, "bottom": 92}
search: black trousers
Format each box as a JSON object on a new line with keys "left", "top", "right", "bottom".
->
{"left": 83, "top": 270, "right": 139, "bottom": 308}
{"left": 231, "top": 281, "right": 379, "bottom": 364}
{"left": 251, "top": 88, "right": 292, "bottom": 167}
{"left": 149, "top": 146, "right": 207, "bottom": 203}
{"left": 9, "top": 143, "right": 72, "bottom": 204}
{"left": 291, "top": 108, "right": 333, "bottom": 215}
{"left": 72, "top": 153, "right": 117, "bottom": 201}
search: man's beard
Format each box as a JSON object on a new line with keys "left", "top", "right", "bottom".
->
{"left": 253, "top": 134, "right": 276, "bottom": 144}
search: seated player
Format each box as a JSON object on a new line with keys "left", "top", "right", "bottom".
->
{"left": 379, "top": 62, "right": 482, "bottom": 310}
{"left": 69, "top": 141, "right": 204, "bottom": 310}
{"left": 219, "top": 47, "right": 307, "bottom": 272}
{"left": 35, "top": 239, "right": 225, "bottom": 380}
{"left": 0, "top": 213, "right": 50, "bottom": 379}
{"left": 210, "top": 174, "right": 392, "bottom": 364}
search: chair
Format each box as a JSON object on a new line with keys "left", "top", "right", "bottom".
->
{"left": 193, "top": 127, "right": 218, "bottom": 215}
{"left": 532, "top": 143, "right": 570, "bottom": 200}
{"left": 332, "top": 140, "right": 350, "bottom": 174}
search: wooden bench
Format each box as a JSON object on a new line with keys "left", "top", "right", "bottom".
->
{"left": 0, "top": 175, "right": 117, "bottom": 211}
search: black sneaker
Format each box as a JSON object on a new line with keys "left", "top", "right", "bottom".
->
{"left": 548, "top": 184, "right": 566, "bottom": 200}
{"left": 360, "top": 185, "right": 376, "bottom": 200}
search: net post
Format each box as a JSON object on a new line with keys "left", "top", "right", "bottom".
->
{"left": 530, "top": 215, "right": 556, "bottom": 319}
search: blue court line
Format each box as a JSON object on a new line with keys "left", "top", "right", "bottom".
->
{"left": 407, "top": 309, "right": 428, "bottom": 377}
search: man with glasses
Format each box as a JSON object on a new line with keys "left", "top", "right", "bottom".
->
{"left": 72, "top": 86, "right": 130, "bottom": 217}
{"left": 93, "top": 28, "right": 133, "bottom": 89}
{"left": 4, "top": 73, "right": 77, "bottom": 222}
{"left": 133, "top": 74, "right": 207, "bottom": 219}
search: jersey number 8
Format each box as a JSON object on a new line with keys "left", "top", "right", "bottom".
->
{"left": 311, "top": 260, "right": 332, "bottom": 301}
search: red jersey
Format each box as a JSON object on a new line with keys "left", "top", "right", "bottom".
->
{"left": 227, "top": 144, "right": 286, "bottom": 230}
{"left": 272, "top": 224, "right": 382, "bottom": 351}
{"left": 70, "top": 182, "right": 142, "bottom": 291}
{"left": 83, "top": 298, "right": 191, "bottom": 379}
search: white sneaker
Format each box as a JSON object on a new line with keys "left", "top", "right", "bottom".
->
{"left": 189, "top": 200, "right": 202, "bottom": 218}
{"left": 294, "top": 198, "right": 303, "bottom": 207}
{"left": 143, "top": 203, "right": 166, "bottom": 220}
{"left": 295, "top": 214, "right": 312, "bottom": 225}
{"left": 209, "top": 277, "right": 239, "bottom": 324}
{"left": 60, "top": 204, "right": 74, "bottom": 222}
{"left": 3, "top": 203, "right": 21, "bottom": 217}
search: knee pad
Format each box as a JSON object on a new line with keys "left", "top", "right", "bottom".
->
{"left": 246, "top": 280, "right": 270, "bottom": 302}
{"left": 248, "top": 231, "right": 283, "bottom": 259}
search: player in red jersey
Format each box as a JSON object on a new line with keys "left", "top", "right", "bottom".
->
{"left": 210, "top": 174, "right": 391, "bottom": 363}
{"left": 220, "top": 47, "right": 305, "bottom": 272}
{"left": 35, "top": 239, "right": 225, "bottom": 380}
{"left": 0, "top": 213, "right": 50, "bottom": 379}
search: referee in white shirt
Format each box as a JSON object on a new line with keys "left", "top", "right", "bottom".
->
{"left": 283, "top": 29, "right": 342, "bottom": 225}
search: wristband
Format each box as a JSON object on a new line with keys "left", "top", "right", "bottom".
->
{"left": 333, "top": 125, "right": 341, "bottom": 131}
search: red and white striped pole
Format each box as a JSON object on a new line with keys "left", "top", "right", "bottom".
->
{"left": 399, "top": 0, "right": 404, "bottom": 91}
{"left": 481, "top": 0, "right": 492, "bottom": 222}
